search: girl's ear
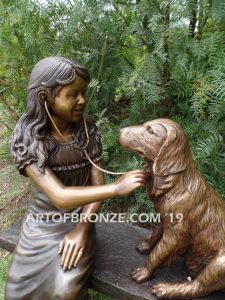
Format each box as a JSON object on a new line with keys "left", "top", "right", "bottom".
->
{"left": 37, "top": 89, "right": 53, "bottom": 106}
{"left": 38, "top": 90, "right": 48, "bottom": 103}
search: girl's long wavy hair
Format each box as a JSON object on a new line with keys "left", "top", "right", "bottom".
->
{"left": 10, "top": 56, "right": 91, "bottom": 175}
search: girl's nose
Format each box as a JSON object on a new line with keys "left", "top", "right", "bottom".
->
{"left": 77, "top": 93, "right": 86, "bottom": 105}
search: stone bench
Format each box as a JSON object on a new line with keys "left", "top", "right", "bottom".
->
{"left": 0, "top": 222, "right": 224, "bottom": 300}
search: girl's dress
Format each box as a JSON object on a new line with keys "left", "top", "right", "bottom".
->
{"left": 5, "top": 121, "right": 102, "bottom": 300}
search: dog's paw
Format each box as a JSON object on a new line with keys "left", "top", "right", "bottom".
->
{"left": 131, "top": 266, "right": 151, "bottom": 283}
{"left": 152, "top": 283, "right": 175, "bottom": 299}
{"left": 136, "top": 241, "right": 152, "bottom": 254}
{"left": 152, "top": 283, "right": 168, "bottom": 298}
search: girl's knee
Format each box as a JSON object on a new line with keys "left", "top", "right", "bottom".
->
{"left": 54, "top": 280, "right": 88, "bottom": 300}
{"left": 55, "top": 289, "right": 85, "bottom": 300}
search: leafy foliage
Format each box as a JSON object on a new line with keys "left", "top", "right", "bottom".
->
{"left": 0, "top": 0, "right": 225, "bottom": 216}
{"left": 0, "top": 255, "right": 12, "bottom": 300}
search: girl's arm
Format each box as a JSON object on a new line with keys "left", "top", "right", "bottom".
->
{"left": 25, "top": 163, "right": 147, "bottom": 211}
{"left": 80, "top": 161, "right": 105, "bottom": 226}
{"left": 58, "top": 163, "right": 105, "bottom": 271}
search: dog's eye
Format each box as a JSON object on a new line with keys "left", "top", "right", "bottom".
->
{"left": 146, "top": 126, "right": 154, "bottom": 134}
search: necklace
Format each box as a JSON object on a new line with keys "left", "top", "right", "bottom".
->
{"left": 45, "top": 101, "right": 125, "bottom": 175}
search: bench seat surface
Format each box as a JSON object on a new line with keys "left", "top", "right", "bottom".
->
{"left": 0, "top": 222, "right": 224, "bottom": 300}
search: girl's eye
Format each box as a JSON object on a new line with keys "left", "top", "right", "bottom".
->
{"left": 69, "top": 91, "right": 86, "bottom": 98}
{"left": 146, "top": 126, "right": 154, "bottom": 134}
{"left": 71, "top": 92, "right": 78, "bottom": 98}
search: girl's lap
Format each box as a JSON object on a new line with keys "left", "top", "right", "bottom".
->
{"left": 6, "top": 221, "right": 96, "bottom": 300}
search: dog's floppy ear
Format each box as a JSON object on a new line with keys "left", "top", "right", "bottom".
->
{"left": 153, "top": 121, "right": 189, "bottom": 176}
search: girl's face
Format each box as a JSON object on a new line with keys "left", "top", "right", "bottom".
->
{"left": 50, "top": 74, "right": 88, "bottom": 123}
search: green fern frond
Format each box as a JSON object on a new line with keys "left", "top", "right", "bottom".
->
{"left": 196, "top": 132, "right": 223, "bottom": 158}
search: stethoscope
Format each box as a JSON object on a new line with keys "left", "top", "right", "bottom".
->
{"left": 45, "top": 101, "right": 126, "bottom": 175}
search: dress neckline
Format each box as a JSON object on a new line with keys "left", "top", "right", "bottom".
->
{"left": 49, "top": 133, "right": 89, "bottom": 148}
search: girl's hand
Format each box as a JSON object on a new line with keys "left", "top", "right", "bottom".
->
{"left": 114, "top": 170, "right": 148, "bottom": 197}
{"left": 58, "top": 223, "right": 89, "bottom": 271}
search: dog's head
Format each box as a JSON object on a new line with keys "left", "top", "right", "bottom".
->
{"left": 119, "top": 118, "right": 190, "bottom": 176}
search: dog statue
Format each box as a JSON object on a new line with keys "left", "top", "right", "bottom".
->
{"left": 119, "top": 118, "right": 225, "bottom": 299}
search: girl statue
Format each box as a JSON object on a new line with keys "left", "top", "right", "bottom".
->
{"left": 5, "top": 56, "right": 147, "bottom": 300}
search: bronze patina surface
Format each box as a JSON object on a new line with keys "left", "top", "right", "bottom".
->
{"left": 120, "top": 118, "right": 225, "bottom": 299}
{"left": 5, "top": 56, "right": 147, "bottom": 300}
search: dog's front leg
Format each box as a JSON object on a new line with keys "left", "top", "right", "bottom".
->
{"left": 136, "top": 222, "right": 163, "bottom": 254}
{"left": 132, "top": 230, "right": 181, "bottom": 283}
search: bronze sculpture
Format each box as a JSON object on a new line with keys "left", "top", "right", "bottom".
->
{"left": 5, "top": 56, "right": 147, "bottom": 300}
{"left": 120, "top": 118, "right": 225, "bottom": 299}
